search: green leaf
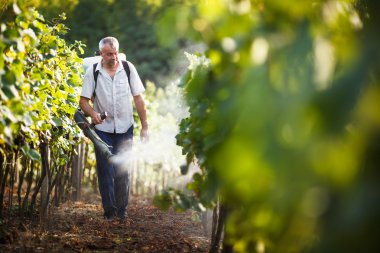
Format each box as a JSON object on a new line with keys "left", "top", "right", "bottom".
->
{"left": 0, "top": 41, "right": 5, "bottom": 69}
{"left": 51, "top": 117, "right": 62, "bottom": 127}
{"left": 4, "top": 27, "right": 19, "bottom": 39}
{"left": 1, "top": 70, "right": 17, "bottom": 86}
{"left": 21, "top": 144, "right": 29, "bottom": 156}
{"left": 28, "top": 148, "right": 41, "bottom": 161}
{"left": 153, "top": 192, "right": 172, "bottom": 211}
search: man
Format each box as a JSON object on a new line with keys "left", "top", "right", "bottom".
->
{"left": 80, "top": 37, "right": 148, "bottom": 220}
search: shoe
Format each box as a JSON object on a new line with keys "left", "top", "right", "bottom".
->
{"left": 104, "top": 214, "right": 114, "bottom": 221}
{"left": 104, "top": 210, "right": 115, "bottom": 220}
{"left": 117, "top": 211, "right": 127, "bottom": 220}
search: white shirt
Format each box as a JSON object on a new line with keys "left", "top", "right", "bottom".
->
{"left": 81, "top": 60, "right": 145, "bottom": 133}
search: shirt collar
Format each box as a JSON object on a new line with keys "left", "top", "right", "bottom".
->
{"left": 98, "top": 59, "right": 123, "bottom": 72}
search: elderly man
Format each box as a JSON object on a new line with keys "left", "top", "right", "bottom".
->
{"left": 79, "top": 36, "right": 148, "bottom": 220}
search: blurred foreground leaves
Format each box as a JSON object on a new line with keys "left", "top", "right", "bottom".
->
{"left": 156, "top": 0, "right": 380, "bottom": 252}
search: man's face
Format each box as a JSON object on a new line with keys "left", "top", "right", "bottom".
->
{"left": 100, "top": 45, "right": 118, "bottom": 68}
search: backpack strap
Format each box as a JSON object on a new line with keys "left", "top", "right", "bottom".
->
{"left": 92, "top": 60, "right": 131, "bottom": 99}
{"left": 121, "top": 60, "right": 131, "bottom": 84}
{"left": 93, "top": 63, "right": 99, "bottom": 99}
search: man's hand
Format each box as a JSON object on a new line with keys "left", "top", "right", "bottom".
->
{"left": 133, "top": 95, "right": 149, "bottom": 142}
{"left": 91, "top": 112, "right": 104, "bottom": 125}
{"left": 80, "top": 97, "right": 105, "bottom": 125}
{"left": 140, "top": 126, "right": 149, "bottom": 142}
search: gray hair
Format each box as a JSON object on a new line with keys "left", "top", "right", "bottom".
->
{"left": 99, "top": 37, "right": 119, "bottom": 51}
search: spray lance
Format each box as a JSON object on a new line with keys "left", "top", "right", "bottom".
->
{"left": 74, "top": 109, "right": 114, "bottom": 161}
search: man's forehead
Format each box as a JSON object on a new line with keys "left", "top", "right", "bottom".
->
{"left": 102, "top": 45, "right": 118, "bottom": 52}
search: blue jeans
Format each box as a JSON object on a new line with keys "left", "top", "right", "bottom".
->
{"left": 94, "top": 126, "right": 133, "bottom": 218}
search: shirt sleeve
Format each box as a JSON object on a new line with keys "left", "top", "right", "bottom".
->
{"left": 127, "top": 61, "right": 145, "bottom": 96}
{"left": 80, "top": 65, "right": 95, "bottom": 99}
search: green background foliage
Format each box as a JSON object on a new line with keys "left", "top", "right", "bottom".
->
{"left": 30, "top": 0, "right": 185, "bottom": 86}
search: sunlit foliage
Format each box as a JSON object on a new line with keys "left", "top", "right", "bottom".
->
{"left": 0, "top": 2, "right": 84, "bottom": 150}
{"left": 0, "top": 1, "right": 85, "bottom": 215}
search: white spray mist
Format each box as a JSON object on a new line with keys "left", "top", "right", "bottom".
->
{"left": 110, "top": 81, "right": 197, "bottom": 192}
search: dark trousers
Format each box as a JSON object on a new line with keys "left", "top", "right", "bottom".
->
{"left": 94, "top": 126, "right": 133, "bottom": 218}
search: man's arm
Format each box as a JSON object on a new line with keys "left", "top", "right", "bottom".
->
{"left": 79, "top": 96, "right": 103, "bottom": 125}
{"left": 133, "top": 94, "right": 148, "bottom": 140}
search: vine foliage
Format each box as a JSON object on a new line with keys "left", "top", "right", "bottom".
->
{"left": 156, "top": 1, "right": 380, "bottom": 252}
{"left": 0, "top": 2, "right": 84, "bottom": 218}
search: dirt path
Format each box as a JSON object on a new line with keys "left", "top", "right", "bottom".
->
{"left": 0, "top": 196, "right": 210, "bottom": 252}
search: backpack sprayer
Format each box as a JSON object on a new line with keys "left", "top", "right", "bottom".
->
{"left": 74, "top": 109, "right": 114, "bottom": 161}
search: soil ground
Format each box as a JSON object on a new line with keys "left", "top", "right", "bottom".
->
{"left": 0, "top": 195, "right": 210, "bottom": 253}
